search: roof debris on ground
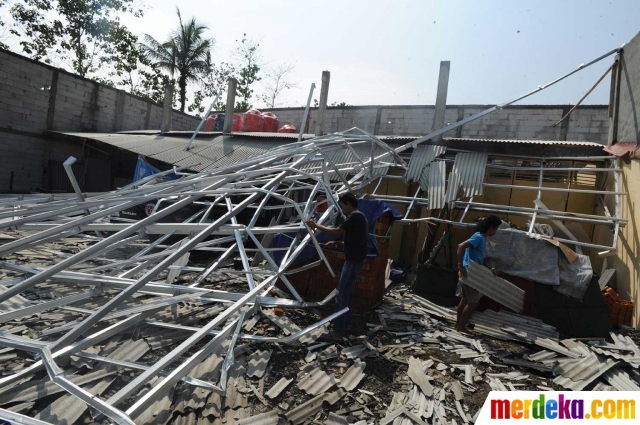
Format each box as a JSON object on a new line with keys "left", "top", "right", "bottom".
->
{"left": 0, "top": 127, "right": 634, "bottom": 424}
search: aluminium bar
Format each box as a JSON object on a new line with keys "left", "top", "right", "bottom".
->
{"left": 185, "top": 89, "right": 222, "bottom": 151}
{"left": 74, "top": 352, "right": 220, "bottom": 391}
{"left": 298, "top": 83, "right": 315, "bottom": 143}
{"left": 528, "top": 159, "right": 545, "bottom": 234}
{"left": 0, "top": 408, "right": 54, "bottom": 425}
{"left": 482, "top": 183, "right": 626, "bottom": 195}
{"left": 0, "top": 288, "right": 100, "bottom": 323}
{"left": 393, "top": 48, "right": 619, "bottom": 155}
{"left": 0, "top": 312, "right": 155, "bottom": 388}
{"left": 49, "top": 168, "right": 289, "bottom": 352}
{"left": 0, "top": 176, "right": 235, "bottom": 304}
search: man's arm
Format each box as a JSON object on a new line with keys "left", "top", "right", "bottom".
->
{"left": 306, "top": 219, "right": 346, "bottom": 237}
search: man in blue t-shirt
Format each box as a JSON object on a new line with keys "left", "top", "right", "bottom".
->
{"left": 454, "top": 215, "right": 502, "bottom": 333}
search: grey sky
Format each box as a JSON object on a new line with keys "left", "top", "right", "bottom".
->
{"left": 4, "top": 0, "right": 640, "bottom": 108}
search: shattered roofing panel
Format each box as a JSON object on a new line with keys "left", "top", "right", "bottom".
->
{"left": 428, "top": 161, "right": 446, "bottom": 210}
{"left": 452, "top": 152, "right": 488, "bottom": 197}
{"left": 404, "top": 145, "right": 446, "bottom": 182}
{"left": 464, "top": 261, "right": 526, "bottom": 313}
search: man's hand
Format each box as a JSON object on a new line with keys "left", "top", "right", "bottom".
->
{"left": 322, "top": 241, "right": 337, "bottom": 249}
{"left": 306, "top": 219, "right": 317, "bottom": 230}
{"left": 459, "top": 266, "right": 468, "bottom": 280}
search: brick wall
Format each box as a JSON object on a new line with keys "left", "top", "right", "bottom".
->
{"left": 0, "top": 48, "right": 202, "bottom": 192}
{"left": 262, "top": 104, "right": 610, "bottom": 143}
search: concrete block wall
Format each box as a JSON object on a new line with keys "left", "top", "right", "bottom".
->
{"left": 0, "top": 48, "right": 200, "bottom": 135}
{"left": 0, "top": 48, "right": 202, "bottom": 192}
{"left": 0, "top": 52, "right": 53, "bottom": 133}
{"left": 263, "top": 105, "right": 610, "bottom": 143}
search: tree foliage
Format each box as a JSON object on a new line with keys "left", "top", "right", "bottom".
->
{"left": 260, "top": 63, "right": 298, "bottom": 109}
{"left": 8, "top": 0, "right": 144, "bottom": 78}
{"left": 231, "top": 35, "right": 261, "bottom": 111}
{"left": 140, "top": 7, "right": 213, "bottom": 113}
{"left": 188, "top": 61, "right": 234, "bottom": 115}
{"left": 0, "top": 0, "right": 9, "bottom": 50}
{"left": 188, "top": 35, "right": 263, "bottom": 115}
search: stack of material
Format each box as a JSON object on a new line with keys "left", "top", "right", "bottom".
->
{"left": 603, "top": 286, "right": 634, "bottom": 326}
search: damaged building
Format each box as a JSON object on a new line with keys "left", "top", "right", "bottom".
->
{"left": 0, "top": 29, "right": 639, "bottom": 425}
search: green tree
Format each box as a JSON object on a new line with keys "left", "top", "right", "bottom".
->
{"left": 189, "top": 61, "right": 235, "bottom": 115}
{"left": 140, "top": 7, "right": 213, "bottom": 113}
{"left": 0, "top": 0, "right": 9, "bottom": 50}
{"left": 231, "top": 34, "right": 261, "bottom": 111}
{"left": 9, "top": 0, "right": 144, "bottom": 78}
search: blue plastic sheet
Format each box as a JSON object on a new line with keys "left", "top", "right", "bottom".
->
{"left": 133, "top": 156, "right": 180, "bottom": 182}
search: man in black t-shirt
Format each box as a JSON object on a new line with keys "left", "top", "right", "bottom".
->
{"left": 307, "top": 193, "right": 368, "bottom": 341}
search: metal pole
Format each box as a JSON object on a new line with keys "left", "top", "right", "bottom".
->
{"left": 299, "top": 83, "right": 316, "bottom": 143}
{"left": 185, "top": 90, "right": 222, "bottom": 151}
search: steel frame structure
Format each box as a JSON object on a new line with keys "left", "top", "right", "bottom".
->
{"left": 0, "top": 47, "right": 628, "bottom": 424}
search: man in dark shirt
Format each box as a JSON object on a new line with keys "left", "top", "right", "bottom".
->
{"left": 307, "top": 193, "right": 368, "bottom": 341}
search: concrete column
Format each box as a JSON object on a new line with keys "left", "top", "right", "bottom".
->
{"left": 162, "top": 85, "right": 174, "bottom": 133}
{"left": 315, "top": 71, "right": 330, "bottom": 136}
{"left": 223, "top": 78, "right": 238, "bottom": 134}
{"left": 432, "top": 61, "right": 450, "bottom": 142}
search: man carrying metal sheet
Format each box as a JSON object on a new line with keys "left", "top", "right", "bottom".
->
{"left": 454, "top": 215, "right": 502, "bottom": 333}
{"left": 307, "top": 193, "right": 369, "bottom": 341}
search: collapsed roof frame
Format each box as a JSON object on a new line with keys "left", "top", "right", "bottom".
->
{"left": 0, "top": 129, "right": 402, "bottom": 424}
{"left": 0, "top": 47, "right": 628, "bottom": 423}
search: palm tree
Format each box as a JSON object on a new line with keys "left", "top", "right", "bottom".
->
{"left": 140, "top": 8, "right": 213, "bottom": 113}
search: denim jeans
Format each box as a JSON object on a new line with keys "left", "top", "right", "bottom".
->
{"left": 333, "top": 259, "right": 366, "bottom": 336}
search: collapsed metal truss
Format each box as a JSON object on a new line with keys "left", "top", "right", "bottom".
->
{"left": 0, "top": 46, "right": 629, "bottom": 424}
{"left": 0, "top": 126, "right": 625, "bottom": 423}
{"left": 0, "top": 129, "right": 402, "bottom": 424}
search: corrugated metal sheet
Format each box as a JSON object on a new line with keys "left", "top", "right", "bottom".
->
{"left": 325, "top": 412, "right": 350, "bottom": 425}
{"left": 297, "top": 367, "right": 338, "bottom": 395}
{"left": 553, "top": 356, "right": 618, "bottom": 391}
{"left": 0, "top": 284, "right": 30, "bottom": 314}
{"left": 590, "top": 346, "right": 640, "bottom": 367}
{"left": 285, "top": 392, "right": 327, "bottom": 425}
{"left": 341, "top": 345, "right": 366, "bottom": 359}
{"left": 0, "top": 370, "right": 114, "bottom": 404}
{"left": 468, "top": 310, "right": 559, "bottom": 342}
{"left": 442, "top": 137, "right": 605, "bottom": 147}
{"left": 55, "top": 132, "right": 283, "bottom": 173}
{"left": 428, "top": 161, "right": 446, "bottom": 210}
{"left": 444, "top": 169, "right": 461, "bottom": 206}
{"left": 598, "top": 269, "right": 615, "bottom": 290}
{"left": 338, "top": 359, "right": 366, "bottom": 391}
{"left": 533, "top": 338, "right": 581, "bottom": 358}
{"left": 418, "top": 164, "right": 430, "bottom": 192}
{"left": 246, "top": 349, "right": 272, "bottom": 378}
{"left": 464, "top": 261, "right": 525, "bottom": 313}
{"left": 266, "top": 377, "right": 293, "bottom": 399}
{"left": 404, "top": 145, "right": 446, "bottom": 182}
{"left": 238, "top": 410, "right": 280, "bottom": 425}
{"left": 452, "top": 152, "right": 488, "bottom": 197}
{"left": 603, "top": 368, "right": 640, "bottom": 391}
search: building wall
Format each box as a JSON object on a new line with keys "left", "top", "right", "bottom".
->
{"left": 264, "top": 105, "right": 610, "bottom": 143}
{"left": 592, "top": 160, "right": 640, "bottom": 328}
{"left": 0, "top": 48, "right": 201, "bottom": 192}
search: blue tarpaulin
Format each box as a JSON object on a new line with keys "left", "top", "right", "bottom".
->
{"left": 272, "top": 199, "right": 402, "bottom": 267}
{"left": 133, "top": 156, "right": 180, "bottom": 182}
